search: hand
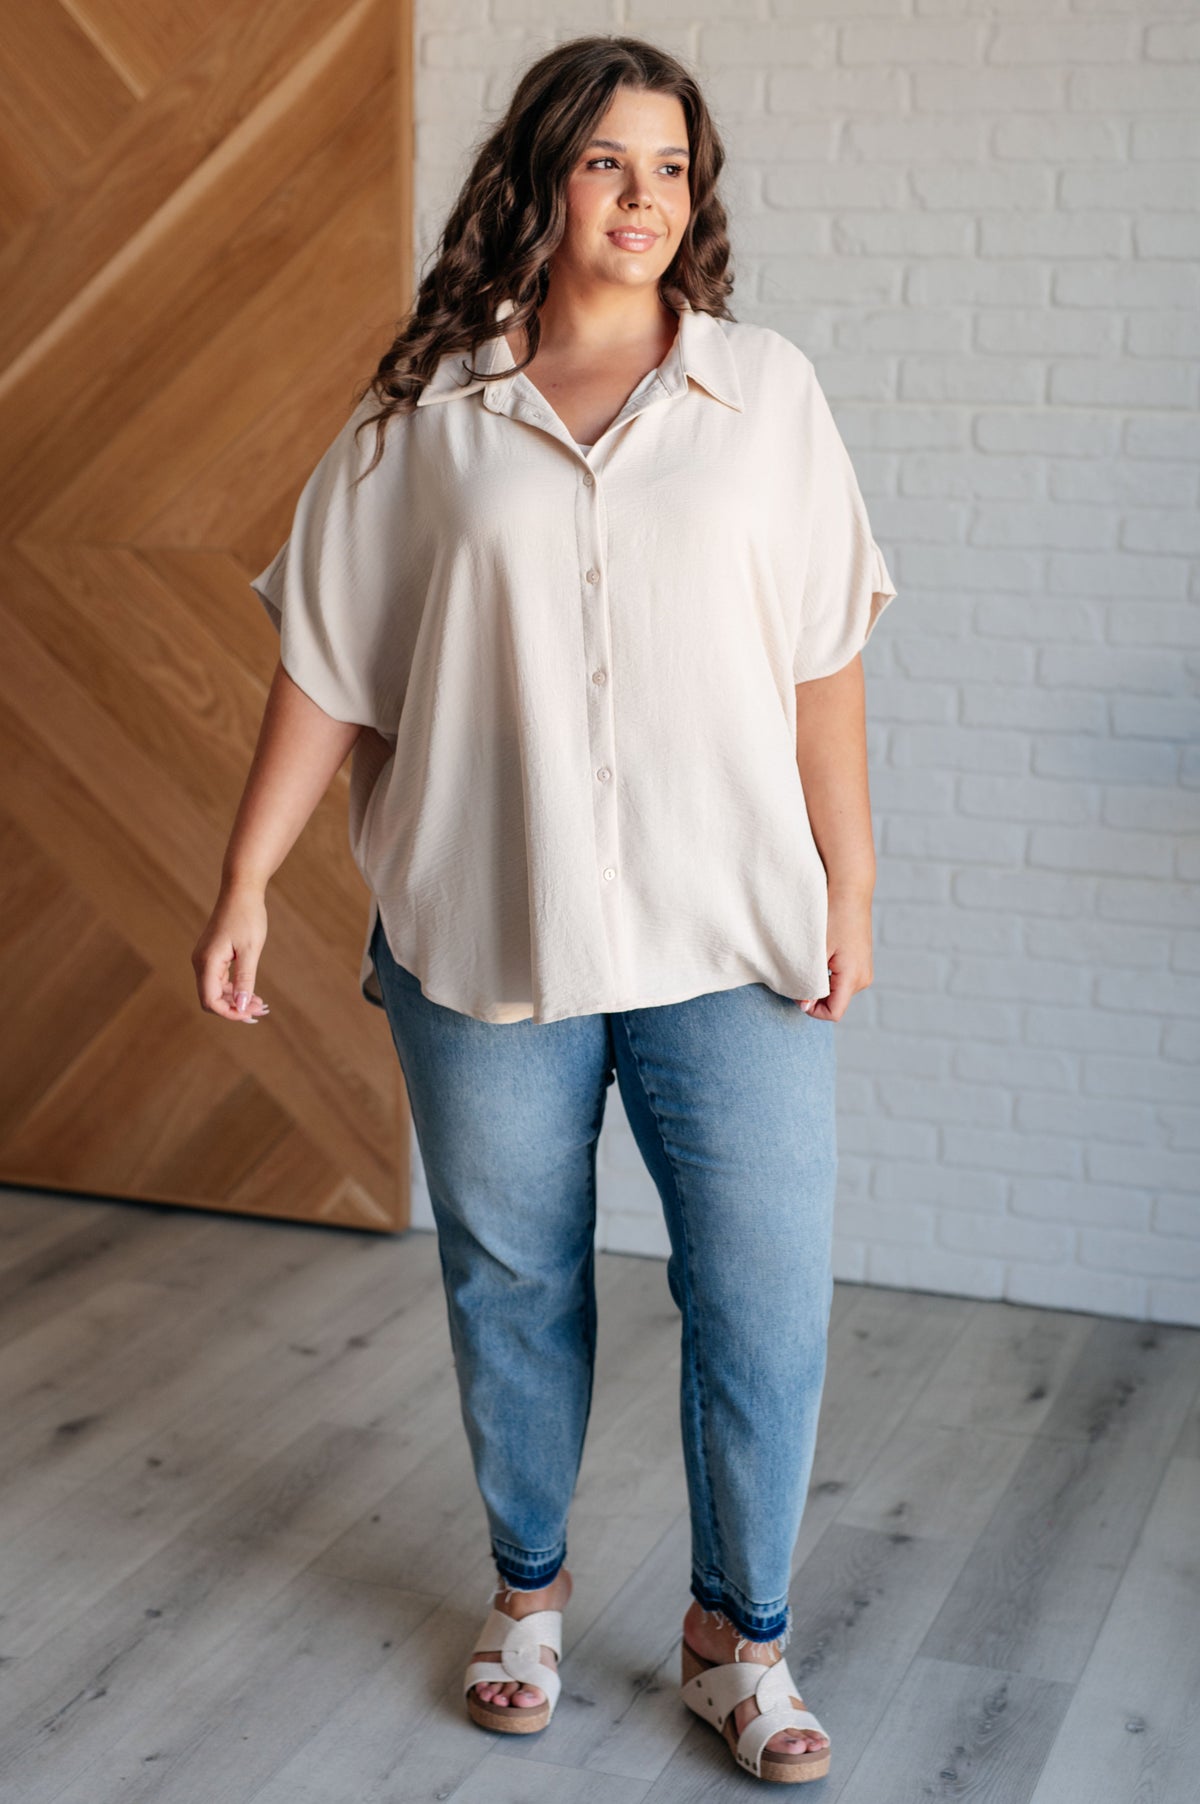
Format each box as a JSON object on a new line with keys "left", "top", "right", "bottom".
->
{"left": 192, "top": 884, "right": 271, "bottom": 1025}
{"left": 795, "top": 888, "right": 874, "bottom": 1023}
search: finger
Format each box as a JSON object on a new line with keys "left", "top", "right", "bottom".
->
{"left": 201, "top": 952, "right": 266, "bottom": 1023}
{"left": 216, "top": 1000, "right": 262, "bottom": 1024}
{"left": 230, "top": 947, "right": 260, "bottom": 1016}
{"left": 199, "top": 944, "right": 237, "bottom": 1015}
{"left": 796, "top": 963, "right": 835, "bottom": 1012}
{"left": 817, "top": 963, "right": 855, "bottom": 1021}
{"left": 207, "top": 984, "right": 262, "bottom": 1023}
{"left": 220, "top": 984, "right": 270, "bottom": 1017}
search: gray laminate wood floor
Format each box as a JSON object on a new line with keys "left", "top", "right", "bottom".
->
{"left": 0, "top": 1187, "right": 1197, "bottom": 1804}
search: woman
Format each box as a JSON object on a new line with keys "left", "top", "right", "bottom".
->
{"left": 193, "top": 34, "right": 897, "bottom": 1787}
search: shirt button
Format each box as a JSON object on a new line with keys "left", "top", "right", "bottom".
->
{"left": 585, "top": 566, "right": 600, "bottom": 584}
{"left": 592, "top": 669, "right": 607, "bottom": 685}
{"left": 603, "top": 867, "right": 616, "bottom": 881}
{"left": 596, "top": 767, "right": 611, "bottom": 782}
{"left": 582, "top": 472, "right": 594, "bottom": 487}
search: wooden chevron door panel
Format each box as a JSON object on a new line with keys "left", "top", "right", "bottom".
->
{"left": 0, "top": 0, "right": 415, "bottom": 1231}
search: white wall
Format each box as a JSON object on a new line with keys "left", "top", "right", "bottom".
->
{"left": 407, "top": 1, "right": 1200, "bottom": 1328}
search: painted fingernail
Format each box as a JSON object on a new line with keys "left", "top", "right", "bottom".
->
{"left": 234, "top": 991, "right": 250, "bottom": 1012}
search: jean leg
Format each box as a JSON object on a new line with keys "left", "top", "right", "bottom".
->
{"left": 611, "top": 981, "right": 837, "bottom": 1645}
{"left": 370, "top": 917, "right": 615, "bottom": 1589}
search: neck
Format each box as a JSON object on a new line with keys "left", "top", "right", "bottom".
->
{"left": 509, "top": 281, "right": 678, "bottom": 363}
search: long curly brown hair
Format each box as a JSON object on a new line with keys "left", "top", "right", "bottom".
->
{"left": 350, "top": 33, "right": 736, "bottom": 484}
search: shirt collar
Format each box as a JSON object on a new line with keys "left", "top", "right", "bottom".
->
{"left": 414, "top": 293, "right": 744, "bottom": 412}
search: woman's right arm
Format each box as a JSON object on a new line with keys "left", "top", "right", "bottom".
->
{"left": 192, "top": 660, "right": 363, "bottom": 1024}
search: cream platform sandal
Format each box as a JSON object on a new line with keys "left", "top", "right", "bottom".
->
{"left": 463, "top": 1590, "right": 564, "bottom": 1735}
{"left": 681, "top": 1638, "right": 832, "bottom": 1783}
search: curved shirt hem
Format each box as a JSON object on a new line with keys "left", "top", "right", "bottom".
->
{"left": 361, "top": 898, "right": 829, "bottom": 1024}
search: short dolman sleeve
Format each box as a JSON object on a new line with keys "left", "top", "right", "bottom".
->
{"left": 249, "top": 393, "right": 406, "bottom": 732}
{"left": 791, "top": 358, "right": 898, "bottom": 684}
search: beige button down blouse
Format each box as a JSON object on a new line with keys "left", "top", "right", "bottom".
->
{"left": 250, "top": 296, "right": 898, "bottom": 1024}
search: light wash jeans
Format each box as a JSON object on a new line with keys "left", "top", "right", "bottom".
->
{"left": 370, "top": 912, "right": 838, "bottom": 1644}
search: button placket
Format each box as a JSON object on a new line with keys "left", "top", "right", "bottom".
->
{"left": 576, "top": 462, "right": 621, "bottom": 902}
{"left": 501, "top": 372, "right": 679, "bottom": 931}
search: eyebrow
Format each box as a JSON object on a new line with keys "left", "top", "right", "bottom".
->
{"left": 586, "top": 137, "right": 690, "bottom": 158}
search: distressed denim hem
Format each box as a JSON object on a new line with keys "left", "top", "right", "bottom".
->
{"left": 492, "top": 1539, "right": 567, "bottom": 1590}
{"left": 691, "top": 1574, "right": 792, "bottom": 1646}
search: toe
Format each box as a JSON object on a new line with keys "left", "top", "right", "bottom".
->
{"left": 471, "top": 1640, "right": 555, "bottom": 1711}
{"left": 513, "top": 1643, "right": 556, "bottom": 1706}
{"left": 740, "top": 1699, "right": 830, "bottom": 1758}
{"left": 770, "top": 1730, "right": 821, "bottom": 1754}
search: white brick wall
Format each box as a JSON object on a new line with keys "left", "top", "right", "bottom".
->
{"left": 407, "top": 1, "right": 1200, "bottom": 1328}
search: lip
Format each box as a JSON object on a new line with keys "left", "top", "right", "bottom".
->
{"left": 606, "top": 229, "right": 661, "bottom": 251}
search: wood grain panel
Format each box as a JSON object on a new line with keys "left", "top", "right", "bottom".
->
{"left": 0, "top": 0, "right": 414, "bottom": 1232}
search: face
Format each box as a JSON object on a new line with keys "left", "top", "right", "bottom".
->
{"left": 555, "top": 86, "right": 692, "bottom": 294}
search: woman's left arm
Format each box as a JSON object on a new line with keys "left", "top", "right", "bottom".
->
{"left": 793, "top": 652, "right": 876, "bottom": 1021}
